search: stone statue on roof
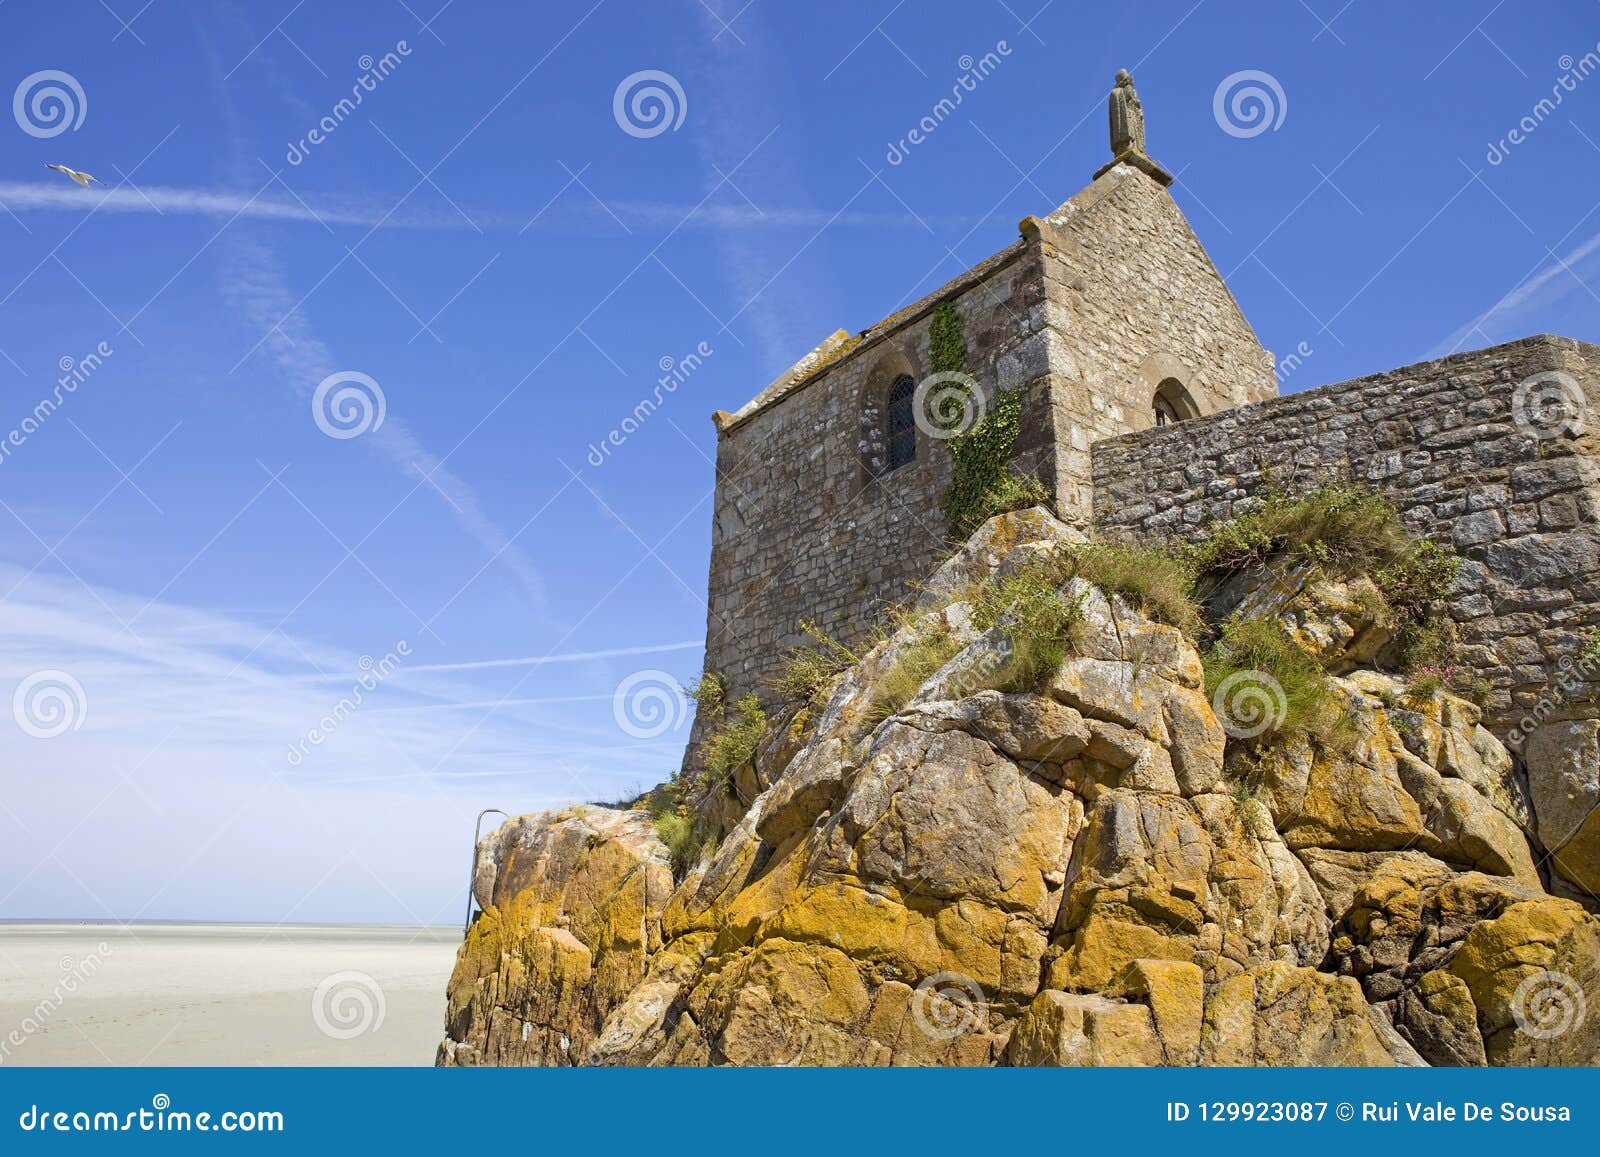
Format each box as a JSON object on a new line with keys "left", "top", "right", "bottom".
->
{"left": 1109, "top": 68, "right": 1145, "bottom": 156}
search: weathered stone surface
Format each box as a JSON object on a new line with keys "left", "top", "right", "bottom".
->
{"left": 1298, "top": 848, "right": 1457, "bottom": 923}
{"left": 1112, "top": 959, "right": 1204, "bottom": 1065}
{"left": 1094, "top": 333, "right": 1600, "bottom": 742}
{"left": 1208, "top": 561, "right": 1395, "bottom": 674}
{"left": 1327, "top": 858, "right": 1541, "bottom": 1001}
{"left": 1392, "top": 969, "right": 1488, "bottom": 1067}
{"left": 442, "top": 521, "right": 1600, "bottom": 1068}
{"left": 1248, "top": 676, "right": 1541, "bottom": 885}
{"left": 1006, "top": 990, "right": 1163, "bottom": 1066}
{"left": 1450, "top": 898, "right": 1600, "bottom": 1065}
{"left": 440, "top": 807, "right": 673, "bottom": 1067}
{"left": 1525, "top": 718, "right": 1600, "bottom": 895}
{"left": 1257, "top": 726, "right": 1423, "bottom": 853}
{"left": 915, "top": 506, "right": 1085, "bottom": 611}
{"left": 1199, "top": 962, "right": 1397, "bottom": 1066}
{"left": 702, "top": 160, "right": 1279, "bottom": 712}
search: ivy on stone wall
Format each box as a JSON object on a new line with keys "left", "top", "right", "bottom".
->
{"left": 934, "top": 300, "right": 1045, "bottom": 538}
{"left": 928, "top": 300, "right": 967, "bottom": 374}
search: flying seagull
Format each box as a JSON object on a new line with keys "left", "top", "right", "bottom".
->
{"left": 44, "top": 163, "right": 104, "bottom": 187}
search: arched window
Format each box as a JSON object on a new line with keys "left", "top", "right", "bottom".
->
{"left": 1153, "top": 377, "right": 1198, "bottom": 427}
{"left": 887, "top": 375, "right": 916, "bottom": 470}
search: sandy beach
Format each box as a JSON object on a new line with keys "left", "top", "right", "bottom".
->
{"left": 0, "top": 922, "right": 459, "bottom": 1066}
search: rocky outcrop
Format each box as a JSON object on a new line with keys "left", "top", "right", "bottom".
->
{"left": 440, "top": 509, "right": 1600, "bottom": 1067}
{"left": 1525, "top": 719, "right": 1600, "bottom": 896}
{"left": 439, "top": 808, "right": 672, "bottom": 1066}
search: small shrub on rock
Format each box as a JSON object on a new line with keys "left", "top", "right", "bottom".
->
{"left": 700, "top": 693, "right": 767, "bottom": 780}
{"left": 773, "top": 620, "right": 859, "bottom": 709}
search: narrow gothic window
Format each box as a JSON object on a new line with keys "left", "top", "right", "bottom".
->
{"left": 1153, "top": 394, "right": 1180, "bottom": 426}
{"left": 887, "top": 375, "right": 916, "bottom": 470}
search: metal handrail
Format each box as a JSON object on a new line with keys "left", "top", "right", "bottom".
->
{"left": 463, "top": 808, "right": 507, "bottom": 937}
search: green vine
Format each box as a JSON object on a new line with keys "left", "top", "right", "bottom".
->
{"left": 929, "top": 300, "right": 967, "bottom": 374}
{"left": 931, "top": 300, "right": 1043, "bottom": 538}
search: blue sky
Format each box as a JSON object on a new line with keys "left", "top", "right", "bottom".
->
{"left": 0, "top": 0, "right": 1597, "bottom": 923}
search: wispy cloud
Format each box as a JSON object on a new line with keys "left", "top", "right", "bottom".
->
{"left": 1431, "top": 227, "right": 1600, "bottom": 356}
{"left": 220, "top": 231, "right": 551, "bottom": 613}
{"left": 394, "top": 640, "right": 702, "bottom": 676}
{"left": 0, "top": 180, "right": 976, "bottom": 232}
{"left": 0, "top": 564, "right": 696, "bottom": 919}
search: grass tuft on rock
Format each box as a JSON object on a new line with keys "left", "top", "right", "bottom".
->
{"left": 1185, "top": 485, "right": 1413, "bottom": 578}
{"left": 1186, "top": 484, "right": 1461, "bottom": 678}
{"left": 863, "top": 621, "right": 963, "bottom": 725}
{"left": 1056, "top": 542, "right": 1205, "bottom": 639}
{"left": 1202, "top": 617, "right": 1347, "bottom": 745}
{"left": 972, "top": 565, "right": 1087, "bottom": 692}
{"left": 684, "top": 671, "right": 726, "bottom": 717}
{"left": 772, "top": 620, "right": 858, "bottom": 709}
{"left": 652, "top": 811, "right": 700, "bottom": 874}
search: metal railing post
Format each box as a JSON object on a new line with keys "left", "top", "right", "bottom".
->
{"left": 464, "top": 808, "right": 507, "bottom": 937}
